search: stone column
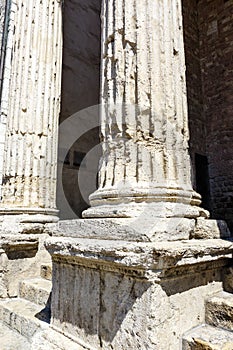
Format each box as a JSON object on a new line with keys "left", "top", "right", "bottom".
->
{"left": 84, "top": 0, "right": 202, "bottom": 219}
{"left": 0, "top": 0, "right": 63, "bottom": 223}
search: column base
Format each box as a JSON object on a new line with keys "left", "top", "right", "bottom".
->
{"left": 0, "top": 207, "right": 59, "bottom": 234}
{"left": 84, "top": 187, "right": 203, "bottom": 219}
{"left": 0, "top": 207, "right": 59, "bottom": 223}
{"left": 83, "top": 202, "right": 205, "bottom": 220}
{"left": 45, "top": 235, "right": 233, "bottom": 350}
{"left": 47, "top": 215, "right": 231, "bottom": 243}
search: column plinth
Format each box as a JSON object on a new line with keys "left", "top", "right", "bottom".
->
{"left": 0, "top": 0, "right": 63, "bottom": 224}
{"left": 83, "top": 0, "right": 203, "bottom": 220}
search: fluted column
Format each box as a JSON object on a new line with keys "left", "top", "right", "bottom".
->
{"left": 84, "top": 0, "right": 202, "bottom": 219}
{"left": 0, "top": 0, "right": 63, "bottom": 222}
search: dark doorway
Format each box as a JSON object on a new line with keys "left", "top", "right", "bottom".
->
{"left": 195, "top": 153, "right": 211, "bottom": 212}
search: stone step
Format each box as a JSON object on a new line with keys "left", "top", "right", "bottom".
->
{"left": 0, "top": 322, "right": 31, "bottom": 350}
{"left": 19, "top": 277, "right": 52, "bottom": 307}
{"left": 205, "top": 291, "right": 233, "bottom": 331}
{"left": 0, "top": 297, "right": 50, "bottom": 340}
{"left": 40, "top": 264, "right": 52, "bottom": 281}
{"left": 182, "top": 324, "right": 233, "bottom": 350}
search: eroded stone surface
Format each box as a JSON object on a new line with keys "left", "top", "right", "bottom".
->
{"left": 46, "top": 235, "right": 230, "bottom": 349}
{"left": 46, "top": 236, "right": 233, "bottom": 270}
{"left": 0, "top": 0, "right": 62, "bottom": 217}
{"left": 83, "top": 0, "right": 202, "bottom": 220}
{"left": 192, "top": 218, "right": 231, "bottom": 239}
{"left": 205, "top": 291, "right": 233, "bottom": 332}
{"left": 0, "top": 233, "right": 51, "bottom": 298}
{"left": 0, "top": 322, "right": 30, "bottom": 350}
{"left": 183, "top": 324, "right": 233, "bottom": 350}
{"left": 47, "top": 215, "right": 229, "bottom": 242}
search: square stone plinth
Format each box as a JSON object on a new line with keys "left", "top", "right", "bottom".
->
{"left": 45, "top": 236, "right": 233, "bottom": 350}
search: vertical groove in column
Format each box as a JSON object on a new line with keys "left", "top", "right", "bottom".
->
{"left": 1, "top": 0, "right": 62, "bottom": 214}
{"left": 85, "top": 0, "right": 200, "bottom": 217}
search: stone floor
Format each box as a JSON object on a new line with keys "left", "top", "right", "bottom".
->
{"left": 0, "top": 322, "right": 30, "bottom": 350}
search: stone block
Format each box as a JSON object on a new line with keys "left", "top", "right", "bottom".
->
{"left": 0, "top": 298, "right": 49, "bottom": 339}
{"left": 46, "top": 236, "right": 233, "bottom": 349}
{"left": 192, "top": 218, "right": 230, "bottom": 239}
{"left": 205, "top": 291, "right": 233, "bottom": 331}
{"left": 182, "top": 324, "right": 233, "bottom": 350}
{"left": 19, "top": 278, "right": 51, "bottom": 307}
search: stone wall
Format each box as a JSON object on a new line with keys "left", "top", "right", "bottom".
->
{"left": 57, "top": 0, "right": 101, "bottom": 219}
{"left": 182, "top": 0, "right": 206, "bottom": 186}
{"left": 198, "top": 0, "right": 233, "bottom": 231}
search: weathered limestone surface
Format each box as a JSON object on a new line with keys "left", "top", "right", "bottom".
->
{"left": 44, "top": 0, "right": 233, "bottom": 349}
{"left": 183, "top": 324, "right": 233, "bottom": 350}
{"left": 0, "top": 0, "right": 63, "bottom": 223}
{"left": 0, "top": 233, "right": 51, "bottom": 298}
{"left": 46, "top": 236, "right": 233, "bottom": 350}
{"left": 0, "top": 0, "right": 12, "bottom": 193}
{"left": 0, "top": 322, "right": 31, "bottom": 350}
{"left": 205, "top": 291, "right": 233, "bottom": 332}
{"left": 83, "top": 0, "right": 202, "bottom": 220}
{"left": 0, "top": 0, "right": 6, "bottom": 55}
{"left": 47, "top": 216, "right": 231, "bottom": 242}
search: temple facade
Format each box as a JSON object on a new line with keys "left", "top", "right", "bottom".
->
{"left": 0, "top": 0, "right": 233, "bottom": 349}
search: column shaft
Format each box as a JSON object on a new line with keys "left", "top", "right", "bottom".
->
{"left": 84, "top": 0, "right": 201, "bottom": 218}
{"left": 0, "top": 0, "right": 63, "bottom": 221}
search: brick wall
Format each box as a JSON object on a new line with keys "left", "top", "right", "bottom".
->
{"left": 182, "top": 0, "right": 206, "bottom": 188}
{"left": 198, "top": 0, "right": 233, "bottom": 231}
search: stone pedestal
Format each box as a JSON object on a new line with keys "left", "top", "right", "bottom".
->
{"left": 43, "top": 0, "right": 232, "bottom": 349}
{"left": 45, "top": 236, "right": 233, "bottom": 349}
{"left": 0, "top": 0, "right": 63, "bottom": 224}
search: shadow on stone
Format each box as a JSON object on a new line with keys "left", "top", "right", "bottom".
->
{"left": 160, "top": 260, "right": 231, "bottom": 296}
{"left": 35, "top": 292, "right": 51, "bottom": 324}
{"left": 3, "top": 243, "right": 38, "bottom": 260}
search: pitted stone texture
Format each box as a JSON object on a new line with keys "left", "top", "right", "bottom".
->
{"left": 31, "top": 327, "right": 85, "bottom": 350}
{"left": 40, "top": 264, "right": 52, "bottom": 281}
{"left": 46, "top": 236, "right": 232, "bottom": 349}
{"left": 50, "top": 261, "right": 224, "bottom": 350}
{"left": 46, "top": 217, "right": 196, "bottom": 242}
{"left": 83, "top": 0, "right": 202, "bottom": 219}
{"left": 0, "top": 298, "right": 50, "bottom": 339}
{"left": 19, "top": 278, "right": 51, "bottom": 307}
{"left": 47, "top": 216, "right": 229, "bottom": 242}
{"left": 0, "top": 322, "right": 30, "bottom": 350}
{"left": 0, "top": 0, "right": 62, "bottom": 214}
{"left": 205, "top": 291, "right": 233, "bottom": 332}
{"left": 0, "top": 0, "right": 6, "bottom": 45}
{"left": 46, "top": 236, "right": 233, "bottom": 270}
{"left": 183, "top": 324, "right": 233, "bottom": 350}
{"left": 0, "top": 233, "right": 51, "bottom": 298}
{"left": 192, "top": 219, "right": 231, "bottom": 239}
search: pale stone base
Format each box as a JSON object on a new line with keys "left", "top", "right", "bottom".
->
{"left": 46, "top": 216, "right": 231, "bottom": 243}
{"left": 45, "top": 236, "right": 233, "bottom": 350}
{"left": 0, "top": 233, "right": 51, "bottom": 298}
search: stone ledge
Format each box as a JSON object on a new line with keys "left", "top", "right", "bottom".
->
{"left": 46, "top": 216, "right": 230, "bottom": 243}
{"left": 182, "top": 324, "right": 233, "bottom": 349}
{"left": 0, "top": 234, "right": 39, "bottom": 259}
{"left": 45, "top": 237, "right": 233, "bottom": 274}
